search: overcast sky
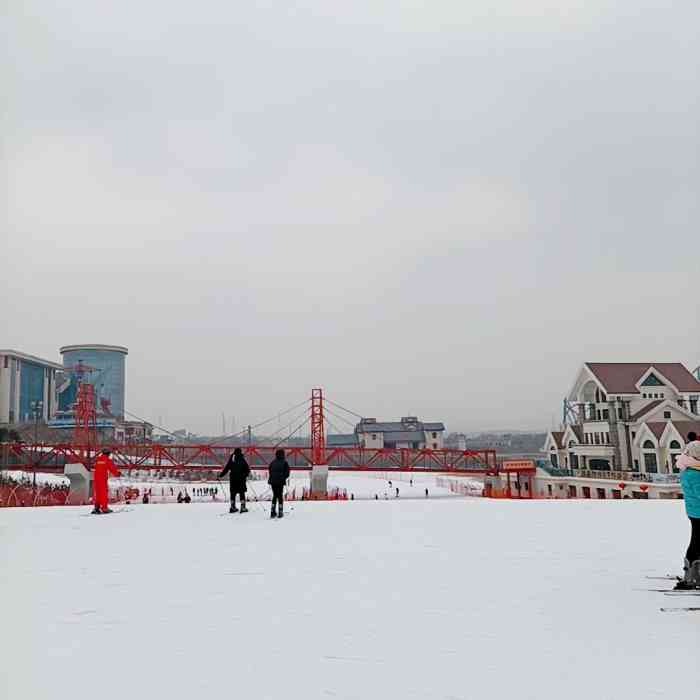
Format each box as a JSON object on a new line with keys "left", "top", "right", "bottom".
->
{"left": 3, "top": 1, "right": 699, "bottom": 435}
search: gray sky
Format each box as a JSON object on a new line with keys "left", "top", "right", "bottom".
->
{"left": 3, "top": 1, "right": 699, "bottom": 435}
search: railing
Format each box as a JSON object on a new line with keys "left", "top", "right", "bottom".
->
{"left": 538, "top": 467, "right": 679, "bottom": 484}
{"left": 2, "top": 441, "right": 499, "bottom": 474}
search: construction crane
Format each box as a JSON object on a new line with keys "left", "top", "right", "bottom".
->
{"left": 59, "top": 361, "right": 100, "bottom": 459}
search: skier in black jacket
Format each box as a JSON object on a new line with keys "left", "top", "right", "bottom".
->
{"left": 268, "top": 448, "right": 290, "bottom": 518}
{"left": 219, "top": 448, "right": 251, "bottom": 513}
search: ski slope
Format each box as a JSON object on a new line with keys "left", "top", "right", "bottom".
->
{"left": 1, "top": 498, "right": 698, "bottom": 699}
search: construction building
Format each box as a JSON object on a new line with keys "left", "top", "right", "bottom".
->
{"left": 355, "top": 416, "right": 445, "bottom": 450}
{"left": 0, "top": 350, "right": 63, "bottom": 424}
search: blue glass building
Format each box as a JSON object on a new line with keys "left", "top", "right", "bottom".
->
{"left": 58, "top": 345, "right": 128, "bottom": 419}
{"left": 0, "top": 350, "right": 63, "bottom": 423}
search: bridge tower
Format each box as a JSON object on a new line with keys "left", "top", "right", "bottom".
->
{"left": 310, "top": 387, "right": 325, "bottom": 466}
{"left": 309, "top": 388, "right": 328, "bottom": 495}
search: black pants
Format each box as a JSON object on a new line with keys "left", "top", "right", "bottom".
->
{"left": 271, "top": 484, "right": 284, "bottom": 511}
{"left": 229, "top": 484, "right": 246, "bottom": 506}
{"left": 686, "top": 517, "right": 700, "bottom": 563}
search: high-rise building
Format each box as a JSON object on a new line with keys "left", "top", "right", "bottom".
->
{"left": 0, "top": 350, "right": 63, "bottom": 424}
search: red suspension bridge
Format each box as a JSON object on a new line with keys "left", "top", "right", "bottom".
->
{"left": 1, "top": 388, "right": 511, "bottom": 477}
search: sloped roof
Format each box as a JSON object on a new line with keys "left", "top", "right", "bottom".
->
{"left": 670, "top": 421, "right": 700, "bottom": 442}
{"left": 629, "top": 400, "right": 664, "bottom": 421}
{"left": 586, "top": 363, "right": 700, "bottom": 393}
{"left": 356, "top": 420, "right": 445, "bottom": 434}
{"left": 550, "top": 431, "right": 565, "bottom": 448}
{"left": 645, "top": 422, "right": 667, "bottom": 440}
{"left": 569, "top": 425, "right": 584, "bottom": 443}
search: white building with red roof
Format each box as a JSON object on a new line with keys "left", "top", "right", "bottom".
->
{"left": 540, "top": 362, "right": 700, "bottom": 499}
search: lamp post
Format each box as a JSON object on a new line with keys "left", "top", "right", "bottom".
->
{"left": 30, "top": 399, "right": 43, "bottom": 489}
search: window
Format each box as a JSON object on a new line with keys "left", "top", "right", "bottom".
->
{"left": 642, "top": 440, "right": 655, "bottom": 449}
{"left": 582, "top": 486, "right": 591, "bottom": 499}
{"left": 670, "top": 440, "right": 681, "bottom": 449}
{"left": 568, "top": 485, "right": 577, "bottom": 498}
{"left": 547, "top": 485, "right": 553, "bottom": 496}
{"left": 594, "top": 433, "right": 600, "bottom": 445}
{"left": 634, "top": 459, "right": 640, "bottom": 470}
{"left": 550, "top": 454, "right": 559, "bottom": 468}
{"left": 631, "top": 431, "right": 636, "bottom": 439}
{"left": 642, "top": 373, "right": 664, "bottom": 387}
{"left": 644, "top": 452, "right": 658, "bottom": 473}
{"left": 431, "top": 432, "right": 437, "bottom": 439}
{"left": 570, "top": 453, "right": 579, "bottom": 469}
{"left": 602, "top": 409, "right": 609, "bottom": 420}
{"left": 663, "top": 411, "right": 671, "bottom": 419}
{"left": 371, "top": 434, "right": 377, "bottom": 440}
{"left": 596, "top": 488, "right": 606, "bottom": 499}
{"left": 432, "top": 443, "right": 437, "bottom": 450}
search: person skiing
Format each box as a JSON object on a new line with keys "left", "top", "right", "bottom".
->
{"left": 675, "top": 432, "right": 700, "bottom": 589}
{"left": 267, "top": 448, "right": 290, "bottom": 518}
{"left": 219, "top": 447, "right": 251, "bottom": 513}
{"left": 92, "top": 448, "right": 121, "bottom": 514}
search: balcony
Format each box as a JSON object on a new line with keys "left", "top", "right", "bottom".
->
{"left": 546, "top": 469, "right": 679, "bottom": 484}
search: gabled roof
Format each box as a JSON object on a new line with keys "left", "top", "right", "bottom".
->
{"left": 669, "top": 420, "right": 700, "bottom": 442}
{"left": 585, "top": 363, "right": 700, "bottom": 394}
{"left": 644, "top": 422, "right": 668, "bottom": 441}
{"left": 568, "top": 425, "right": 584, "bottom": 443}
{"left": 550, "top": 431, "right": 564, "bottom": 448}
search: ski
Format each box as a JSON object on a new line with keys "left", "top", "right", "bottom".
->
{"left": 81, "top": 507, "right": 133, "bottom": 517}
{"left": 645, "top": 575, "right": 680, "bottom": 581}
{"left": 660, "top": 607, "right": 700, "bottom": 613}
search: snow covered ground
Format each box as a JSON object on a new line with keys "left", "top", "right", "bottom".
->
{"left": 111, "top": 470, "right": 481, "bottom": 501}
{"left": 2, "top": 498, "right": 698, "bottom": 699}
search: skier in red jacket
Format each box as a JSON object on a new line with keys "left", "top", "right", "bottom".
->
{"left": 92, "top": 449, "right": 121, "bottom": 514}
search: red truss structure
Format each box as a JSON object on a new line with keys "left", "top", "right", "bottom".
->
{"left": 310, "top": 388, "right": 325, "bottom": 466}
{"left": 1, "top": 388, "right": 522, "bottom": 479}
{"left": 2, "top": 442, "right": 500, "bottom": 475}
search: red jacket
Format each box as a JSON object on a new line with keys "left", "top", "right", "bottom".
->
{"left": 94, "top": 454, "right": 121, "bottom": 481}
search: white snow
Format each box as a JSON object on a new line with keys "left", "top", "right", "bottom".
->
{"left": 110, "top": 470, "right": 478, "bottom": 502}
{"left": 1, "top": 498, "right": 698, "bottom": 699}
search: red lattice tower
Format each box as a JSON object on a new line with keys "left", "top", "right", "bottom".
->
{"left": 74, "top": 378, "right": 98, "bottom": 463}
{"left": 310, "top": 388, "right": 326, "bottom": 466}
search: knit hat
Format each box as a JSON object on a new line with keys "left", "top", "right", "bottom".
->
{"left": 685, "top": 441, "right": 700, "bottom": 460}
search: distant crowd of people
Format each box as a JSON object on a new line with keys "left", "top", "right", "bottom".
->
{"left": 0, "top": 472, "right": 70, "bottom": 508}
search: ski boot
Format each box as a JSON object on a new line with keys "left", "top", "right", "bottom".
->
{"left": 277, "top": 506, "right": 284, "bottom": 519}
{"left": 102, "top": 507, "right": 113, "bottom": 514}
{"left": 91, "top": 506, "right": 101, "bottom": 515}
{"left": 230, "top": 504, "right": 238, "bottom": 513}
{"left": 674, "top": 558, "right": 700, "bottom": 590}
{"left": 270, "top": 507, "right": 277, "bottom": 519}
{"left": 240, "top": 503, "right": 248, "bottom": 513}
